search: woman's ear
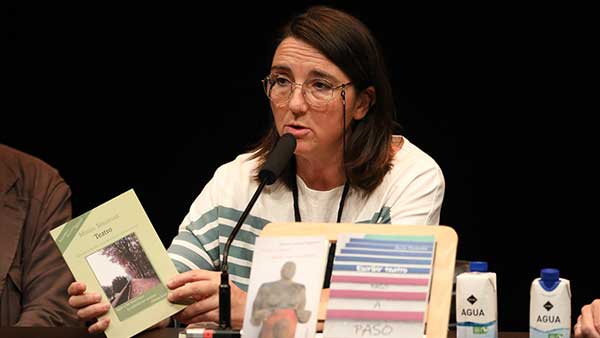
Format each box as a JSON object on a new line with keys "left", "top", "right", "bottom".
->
{"left": 353, "top": 86, "right": 376, "bottom": 121}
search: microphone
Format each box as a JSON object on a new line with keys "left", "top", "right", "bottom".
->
{"left": 258, "top": 133, "right": 297, "bottom": 184}
{"left": 219, "top": 133, "right": 296, "bottom": 330}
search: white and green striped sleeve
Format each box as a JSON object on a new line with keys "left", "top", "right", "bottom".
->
{"left": 167, "top": 174, "right": 222, "bottom": 273}
{"left": 167, "top": 207, "right": 221, "bottom": 273}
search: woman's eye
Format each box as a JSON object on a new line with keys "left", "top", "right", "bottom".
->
{"left": 275, "top": 77, "right": 291, "bottom": 86}
{"left": 311, "top": 80, "right": 333, "bottom": 91}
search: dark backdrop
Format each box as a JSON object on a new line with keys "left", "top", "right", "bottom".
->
{"left": 5, "top": 2, "right": 595, "bottom": 331}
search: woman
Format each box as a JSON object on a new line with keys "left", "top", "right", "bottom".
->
{"left": 67, "top": 5, "right": 444, "bottom": 333}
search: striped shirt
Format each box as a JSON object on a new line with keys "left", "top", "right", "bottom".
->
{"left": 167, "top": 137, "right": 444, "bottom": 291}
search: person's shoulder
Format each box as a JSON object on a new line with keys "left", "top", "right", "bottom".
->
{"left": 0, "top": 144, "right": 65, "bottom": 192}
{"left": 392, "top": 137, "right": 441, "bottom": 172}
{"left": 212, "top": 151, "right": 260, "bottom": 180}
{"left": 1, "top": 144, "right": 61, "bottom": 172}
{"left": 383, "top": 136, "right": 444, "bottom": 191}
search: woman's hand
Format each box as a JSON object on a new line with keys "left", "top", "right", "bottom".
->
{"left": 574, "top": 299, "right": 600, "bottom": 338}
{"left": 167, "top": 269, "right": 247, "bottom": 329}
{"left": 67, "top": 281, "right": 111, "bottom": 334}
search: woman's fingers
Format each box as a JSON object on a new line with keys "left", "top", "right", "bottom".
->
{"left": 176, "top": 307, "right": 220, "bottom": 325}
{"left": 168, "top": 280, "right": 215, "bottom": 303}
{"left": 76, "top": 302, "right": 111, "bottom": 321}
{"left": 69, "top": 292, "right": 101, "bottom": 309}
{"left": 88, "top": 317, "right": 110, "bottom": 334}
{"left": 591, "top": 299, "right": 600, "bottom": 334}
{"left": 67, "top": 281, "right": 86, "bottom": 296}
{"left": 174, "top": 294, "right": 219, "bottom": 323}
{"left": 166, "top": 269, "right": 227, "bottom": 325}
{"left": 167, "top": 270, "right": 217, "bottom": 289}
{"left": 67, "top": 281, "right": 110, "bottom": 332}
{"left": 580, "top": 303, "right": 600, "bottom": 338}
{"left": 574, "top": 314, "right": 583, "bottom": 337}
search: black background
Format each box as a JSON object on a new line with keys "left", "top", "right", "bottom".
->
{"left": 5, "top": 2, "right": 596, "bottom": 331}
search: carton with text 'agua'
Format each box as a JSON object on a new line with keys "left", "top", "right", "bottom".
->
{"left": 530, "top": 268, "right": 571, "bottom": 338}
{"left": 456, "top": 261, "right": 497, "bottom": 338}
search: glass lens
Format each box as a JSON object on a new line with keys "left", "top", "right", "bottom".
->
{"left": 264, "top": 75, "right": 291, "bottom": 103}
{"left": 305, "top": 79, "right": 334, "bottom": 101}
{"left": 262, "top": 75, "right": 339, "bottom": 109}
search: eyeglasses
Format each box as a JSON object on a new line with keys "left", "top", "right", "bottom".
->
{"left": 261, "top": 74, "right": 352, "bottom": 109}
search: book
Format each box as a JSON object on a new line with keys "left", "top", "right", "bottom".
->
{"left": 323, "top": 234, "right": 436, "bottom": 338}
{"left": 50, "top": 189, "right": 184, "bottom": 338}
{"left": 241, "top": 236, "right": 330, "bottom": 338}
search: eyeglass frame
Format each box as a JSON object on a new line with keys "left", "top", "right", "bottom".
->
{"left": 261, "top": 74, "right": 352, "bottom": 108}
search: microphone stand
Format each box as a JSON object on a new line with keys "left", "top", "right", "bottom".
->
{"left": 219, "top": 180, "right": 267, "bottom": 330}
{"left": 213, "top": 133, "right": 295, "bottom": 336}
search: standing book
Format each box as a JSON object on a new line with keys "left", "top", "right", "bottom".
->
{"left": 323, "top": 233, "right": 436, "bottom": 338}
{"left": 50, "top": 189, "right": 184, "bottom": 338}
{"left": 241, "top": 236, "right": 330, "bottom": 338}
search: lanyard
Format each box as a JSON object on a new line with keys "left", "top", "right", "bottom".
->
{"left": 291, "top": 178, "right": 350, "bottom": 223}
{"left": 290, "top": 176, "right": 350, "bottom": 288}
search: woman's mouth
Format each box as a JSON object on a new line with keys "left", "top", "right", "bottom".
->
{"left": 283, "top": 124, "right": 311, "bottom": 138}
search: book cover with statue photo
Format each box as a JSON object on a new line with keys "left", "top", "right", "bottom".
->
{"left": 241, "top": 236, "right": 330, "bottom": 338}
{"left": 50, "top": 189, "right": 184, "bottom": 338}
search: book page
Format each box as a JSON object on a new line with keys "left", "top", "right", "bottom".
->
{"left": 242, "top": 236, "right": 329, "bottom": 338}
{"left": 323, "top": 234, "right": 436, "bottom": 338}
{"left": 50, "top": 189, "right": 184, "bottom": 338}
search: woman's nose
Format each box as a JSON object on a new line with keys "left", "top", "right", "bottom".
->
{"left": 288, "top": 85, "right": 309, "bottom": 115}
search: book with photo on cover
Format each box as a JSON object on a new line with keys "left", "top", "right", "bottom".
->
{"left": 241, "top": 236, "right": 330, "bottom": 338}
{"left": 50, "top": 189, "right": 184, "bottom": 338}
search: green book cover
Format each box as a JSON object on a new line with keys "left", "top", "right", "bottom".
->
{"left": 50, "top": 189, "right": 184, "bottom": 338}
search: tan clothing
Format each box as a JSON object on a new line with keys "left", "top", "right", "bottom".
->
{"left": 0, "top": 144, "right": 79, "bottom": 326}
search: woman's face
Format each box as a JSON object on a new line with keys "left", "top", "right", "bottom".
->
{"left": 268, "top": 37, "right": 368, "bottom": 160}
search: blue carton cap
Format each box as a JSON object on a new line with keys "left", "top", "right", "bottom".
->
{"left": 540, "top": 268, "right": 560, "bottom": 291}
{"left": 470, "top": 261, "right": 488, "bottom": 272}
{"left": 541, "top": 268, "right": 560, "bottom": 281}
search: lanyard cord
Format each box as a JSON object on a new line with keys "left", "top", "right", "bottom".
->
{"left": 290, "top": 171, "right": 349, "bottom": 289}
{"left": 292, "top": 83, "right": 351, "bottom": 222}
{"left": 291, "top": 177, "right": 350, "bottom": 223}
{"left": 288, "top": 84, "right": 351, "bottom": 288}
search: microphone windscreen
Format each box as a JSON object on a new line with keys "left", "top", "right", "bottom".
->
{"left": 259, "top": 133, "right": 296, "bottom": 185}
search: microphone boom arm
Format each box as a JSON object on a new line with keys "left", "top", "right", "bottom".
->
{"left": 218, "top": 133, "right": 295, "bottom": 330}
{"left": 219, "top": 180, "right": 267, "bottom": 329}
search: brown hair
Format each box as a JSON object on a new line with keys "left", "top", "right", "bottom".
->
{"left": 251, "top": 6, "right": 398, "bottom": 195}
